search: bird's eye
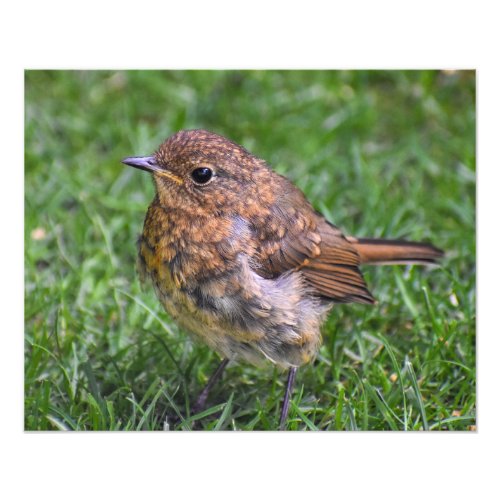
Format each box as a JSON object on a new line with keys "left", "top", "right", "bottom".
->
{"left": 191, "top": 167, "right": 213, "bottom": 185}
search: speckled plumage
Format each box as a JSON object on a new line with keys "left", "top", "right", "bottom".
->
{"left": 125, "top": 129, "right": 442, "bottom": 369}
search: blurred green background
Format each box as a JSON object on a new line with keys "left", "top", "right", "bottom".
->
{"left": 25, "top": 70, "right": 475, "bottom": 430}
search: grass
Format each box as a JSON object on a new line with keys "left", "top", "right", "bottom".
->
{"left": 25, "top": 70, "right": 475, "bottom": 431}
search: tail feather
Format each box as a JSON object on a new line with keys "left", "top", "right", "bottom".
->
{"left": 347, "top": 237, "right": 444, "bottom": 266}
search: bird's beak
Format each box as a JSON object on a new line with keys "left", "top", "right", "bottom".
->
{"left": 122, "top": 156, "right": 159, "bottom": 173}
{"left": 122, "top": 155, "right": 184, "bottom": 185}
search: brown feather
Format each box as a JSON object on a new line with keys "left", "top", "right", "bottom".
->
{"left": 253, "top": 197, "right": 375, "bottom": 304}
{"left": 299, "top": 221, "right": 375, "bottom": 304}
{"left": 347, "top": 237, "right": 444, "bottom": 265}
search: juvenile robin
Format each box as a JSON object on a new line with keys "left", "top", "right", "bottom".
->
{"left": 122, "top": 129, "right": 443, "bottom": 429}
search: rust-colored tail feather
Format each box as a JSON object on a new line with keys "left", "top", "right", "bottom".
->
{"left": 347, "top": 237, "right": 444, "bottom": 266}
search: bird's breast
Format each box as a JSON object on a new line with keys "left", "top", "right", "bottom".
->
{"left": 137, "top": 200, "right": 331, "bottom": 366}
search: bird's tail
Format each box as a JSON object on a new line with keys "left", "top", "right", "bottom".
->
{"left": 347, "top": 237, "right": 444, "bottom": 266}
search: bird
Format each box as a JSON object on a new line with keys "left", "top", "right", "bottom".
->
{"left": 122, "top": 129, "right": 443, "bottom": 430}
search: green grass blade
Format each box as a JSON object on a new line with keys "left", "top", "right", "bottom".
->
{"left": 405, "top": 357, "right": 429, "bottom": 430}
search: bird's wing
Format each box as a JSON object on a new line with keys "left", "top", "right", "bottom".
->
{"left": 251, "top": 187, "right": 375, "bottom": 305}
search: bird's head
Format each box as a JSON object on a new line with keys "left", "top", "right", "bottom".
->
{"left": 122, "top": 129, "right": 275, "bottom": 216}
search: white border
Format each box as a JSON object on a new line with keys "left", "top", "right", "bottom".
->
{"left": 4, "top": 1, "right": 498, "bottom": 498}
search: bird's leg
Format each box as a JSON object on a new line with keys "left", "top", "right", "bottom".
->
{"left": 279, "top": 366, "right": 298, "bottom": 430}
{"left": 192, "top": 358, "right": 229, "bottom": 415}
